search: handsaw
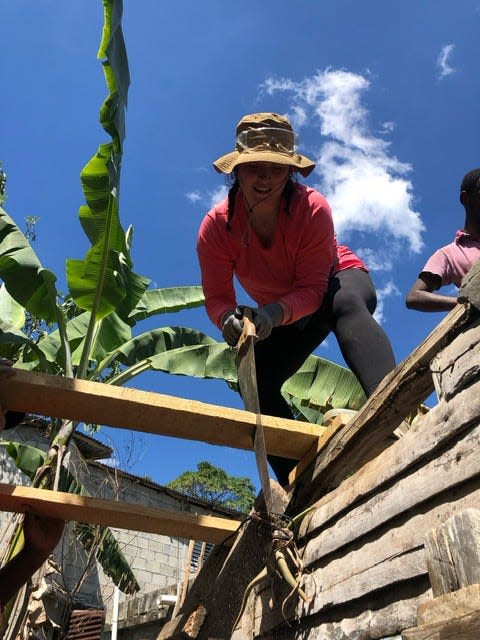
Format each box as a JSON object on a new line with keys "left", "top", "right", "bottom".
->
{"left": 235, "top": 308, "right": 273, "bottom": 514}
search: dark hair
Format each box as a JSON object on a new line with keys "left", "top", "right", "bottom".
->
{"left": 225, "top": 174, "right": 297, "bottom": 231}
{"left": 460, "top": 168, "right": 480, "bottom": 194}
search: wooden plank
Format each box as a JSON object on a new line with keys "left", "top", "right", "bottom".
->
{"left": 247, "top": 595, "right": 422, "bottom": 640}
{"left": 430, "top": 319, "right": 480, "bottom": 401}
{"left": 300, "top": 381, "right": 480, "bottom": 542}
{"left": 402, "top": 610, "right": 480, "bottom": 640}
{"left": 235, "top": 315, "right": 273, "bottom": 513}
{"left": 459, "top": 259, "right": 480, "bottom": 311}
{"left": 417, "top": 584, "right": 480, "bottom": 626}
{"left": 0, "top": 483, "right": 242, "bottom": 545}
{"left": 301, "top": 415, "right": 480, "bottom": 566}
{"left": 158, "top": 499, "right": 276, "bottom": 640}
{"left": 0, "top": 367, "right": 319, "bottom": 460}
{"left": 424, "top": 509, "right": 480, "bottom": 597}
{"left": 255, "top": 546, "right": 428, "bottom": 633}
{"left": 252, "top": 479, "right": 480, "bottom": 635}
{"left": 289, "top": 302, "right": 477, "bottom": 510}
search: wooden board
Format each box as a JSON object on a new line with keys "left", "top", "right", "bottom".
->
{"left": 402, "top": 610, "right": 480, "bottom": 640}
{"left": 297, "top": 379, "right": 480, "bottom": 544}
{"left": 417, "top": 584, "right": 480, "bottom": 626}
{"left": 0, "top": 367, "right": 319, "bottom": 460}
{"left": 425, "top": 509, "right": 480, "bottom": 597}
{"left": 0, "top": 483, "right": 242, "bottom": 545}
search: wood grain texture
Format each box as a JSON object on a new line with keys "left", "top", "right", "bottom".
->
{"left": 0, "top": 367, "right": 319, "bottom": 460}
{"left": 0, "top": 483, "right": 242, "bottom": 545}
{"left": 289, "top": 303, "right": 477, "bottom": 510}
{"left": 424, "top": 509, "right": 480, "bottom": 597}
{"left": 403, "top": 610, "right": 480, "bottom": 640}
{"left": 417, "top": 584, "right": 480, "bottom": 626}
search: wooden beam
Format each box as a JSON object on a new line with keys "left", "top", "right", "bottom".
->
{"left": 417, "top": 584, "right": 480, "bottom": 626}
{"left": 402, "top": 610, "right": 480, "bottom": 640}
{"left": 0, "top": 368, "right": 319, "bottom": 460}
{"left": 0, "top": 483, "right": 242, "bottom": 545}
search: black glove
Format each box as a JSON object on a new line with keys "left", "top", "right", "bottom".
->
{"left": 221, "top": 307, "right": 244, "bottom": 346}
{"left": 252, "top": 303, "right": 284, "bottom": 340}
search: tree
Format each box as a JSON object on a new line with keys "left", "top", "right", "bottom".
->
{"left": 167, "top": 461, "right": 256, "bottom": 514}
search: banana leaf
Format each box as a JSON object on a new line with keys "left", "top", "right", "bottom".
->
{"left": 282, "top": 354, "right": 366, "bottom": 414}
{"left": 0, "top": 440, "right": 139, "bottom": 594}
{"left": 67, "top": 0, "right": 148, "bottom": 372}
{"left": 145, "top": 343, "right": 237, "bottom": 382}
{"left": 0, "top": 284, "right": 25, "bottom": 329}
{"left": 100, "top": 328, "right": 235, "bottom": 385}
{"left": 74, "top": 523, "right": 138, "bottom": 595}
{"left": 66, "top": 190, "right": 149, "bottom": 320}
{"left": 128, "top": 286, "right": 205, "bottom": 323}
{"left": 0, "top": 207, "right": 58, "bottom": 323}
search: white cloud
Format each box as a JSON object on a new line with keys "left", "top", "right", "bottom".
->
{"left": 355, "top": 247, "right": 393, "bottom": 272}
{"left": 185, "top": 185, "right": 228, "bottom": 209}
{"left": 373, "top": 281, "right": 401, "bottom": 324}
{"left": 262, "top": 69, "right": 425, "bottom": 254}
{"left": 437, "top": 44, "right": 455, "bottom": 78}
{"left": 186, "top": 191, "right": 201, "bottom": 203}
{"left": 209, "top": 185, "right": 228, "bottom": 208}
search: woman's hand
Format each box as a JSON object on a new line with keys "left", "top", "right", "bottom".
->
{"left": 222, "top": 309, "right": 244, "bottom": 346}
{"left": 252, "top": 303, "right": 284, "bottom": 340}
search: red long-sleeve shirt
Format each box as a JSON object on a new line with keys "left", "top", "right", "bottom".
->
{"left": 197, "top": 184, "right": 340, "bottom": 329}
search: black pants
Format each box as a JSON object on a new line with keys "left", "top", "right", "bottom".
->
{"left": 254, "top": 268, "right": 396, "bottom": 486}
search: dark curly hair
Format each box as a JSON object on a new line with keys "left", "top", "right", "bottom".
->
{"left": 225, "top": 174, "right": 297, "bottom": 232}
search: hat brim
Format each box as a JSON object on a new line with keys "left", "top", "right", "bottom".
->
{"left": 213, "top": 149, "right": 316, "bottom": 178}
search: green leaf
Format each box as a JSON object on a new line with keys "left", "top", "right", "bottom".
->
{"left": 0, "top": 283, "right": 25, "bottom": 329}
{"left": 0, "top": 441, "right": 47, "bottom": 478}
{"left": 35, "top": 312, "right": 91, "bottom": 366}
{"left": 90, "top": 312, "right": 132, "bottom": 362}
{"left": 282, "top": 354, "right": 366, "bottom": 415}
{"left": 128, "top": 286, "right": 205, "bottom": 323}
{"left": 147, "top": 342, "right": 237, "bottom": 382}
{"left": 167, "top": 461, "right": 255, "bottom": 514}
{"left": 67, "top": 192, "right": 148, "bottom": 319}
{"left": 0, "top": 207, "right": 58, "bottom": 323}
{"left": 103, "top": 329, "right": 236, "bottom": 385}
{"left": 113, "top": 327, "right": 217, "bottom": 366}
{"left": 74, "top": 522, "right": 139, "bottom": 595}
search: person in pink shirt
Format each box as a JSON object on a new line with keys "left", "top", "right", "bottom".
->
{"left": 406, "top": 168, "right": 480, "bottom": 312}
{"left": 197, "top": 112, "right": 396, "bottom": 485}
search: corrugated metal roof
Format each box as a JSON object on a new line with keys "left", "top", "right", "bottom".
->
{"left": 64, "top": 609, "right": 105, "bottom": 640}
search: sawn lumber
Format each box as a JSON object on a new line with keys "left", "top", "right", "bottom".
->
{"left": 0, "top": 368, "right": 319, "bottom": 460}
{"left": 0, "top": 483, "right": 242, "bottom": 545}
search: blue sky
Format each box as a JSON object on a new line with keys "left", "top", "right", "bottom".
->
{"left": 2, "top": 1, "right": 479, "bottom": 491}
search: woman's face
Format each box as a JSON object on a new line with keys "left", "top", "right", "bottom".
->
{"left": 237, "top": 162, "right": 291, "bottom": 208}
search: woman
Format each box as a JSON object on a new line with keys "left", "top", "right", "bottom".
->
{"left": 197, "top": 112, "right": 396, "bottom": 485}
